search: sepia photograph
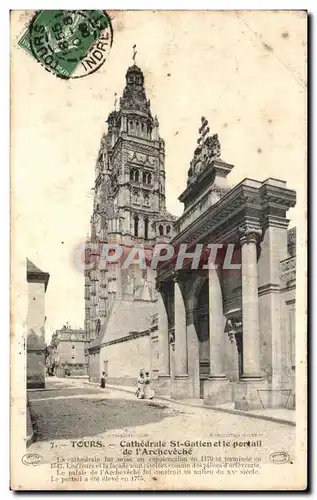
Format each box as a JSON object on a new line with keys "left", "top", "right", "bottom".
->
{"left": 10, "top": 9, "right": 307, "bottom": 491}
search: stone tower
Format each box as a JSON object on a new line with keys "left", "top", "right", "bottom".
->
{"left": 85, "top": 57, "right": 175, "bottom": 361}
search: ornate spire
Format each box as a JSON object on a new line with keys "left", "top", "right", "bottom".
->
{"left": 120, "top": 56, "right": 151, "bottom": 117}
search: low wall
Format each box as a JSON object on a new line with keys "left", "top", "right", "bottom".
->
{"left": 27, "top": 350, "right": 45, "bottom": 389}
{"left": 100, "top": 333, "right": 151, "bottom": 384}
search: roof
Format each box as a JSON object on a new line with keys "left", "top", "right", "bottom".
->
{"left": 26, "top": 258, "right": 50, "bottom": 291}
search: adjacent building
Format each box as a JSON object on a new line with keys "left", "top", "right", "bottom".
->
{"left": 48, "top": 326, "right": 89, "bottom": 377}
{"left": 26, "top": 258, "right": 50, "bottom": 389}
{"left": 84, "top": 61, "right": 297, "bottom": 410}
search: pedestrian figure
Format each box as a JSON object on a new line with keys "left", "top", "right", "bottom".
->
{"left": 100, "top": 371, "right": 106, "bottom": 389}
{"left": 135, "top": 370, "right": 145, "bottom": 399}
{"left": 144, "top": 371, "right": 154, "bottom": 399}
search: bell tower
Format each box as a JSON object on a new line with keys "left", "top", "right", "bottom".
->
{"left": 85, "top": 48, "right": 175, "bottom": 344}
{"left": 96, "top": 51, "right": 173, "bottom": 245}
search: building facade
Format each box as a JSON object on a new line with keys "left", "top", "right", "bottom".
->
{"left": 155, "top": 126, "right": 297, "bottom": 409}
{"left": 85, "top": 62, "right": 297, "bottom": 410}
{"left": 26, "top": 259, "right": 50, "bottom": 389}
{"left": 48, "top": 326, "right": 89, "bottom": 377}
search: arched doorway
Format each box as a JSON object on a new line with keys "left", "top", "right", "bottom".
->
{"left": 194, "top": 278, "right": 210, "bottom": 398}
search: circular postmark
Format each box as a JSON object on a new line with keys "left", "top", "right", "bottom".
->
{"left": 27, "top": 10, "right": 113, "bottom": 79}
{"left": 269, "top": 451, "right": 291, "bottom": 464}
{"left": 21, "top": 453, "right": 43, "bottom": 466}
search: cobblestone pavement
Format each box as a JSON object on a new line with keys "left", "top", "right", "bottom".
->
{"left": 28, "top": 377, "right": 295, "bottom": 465}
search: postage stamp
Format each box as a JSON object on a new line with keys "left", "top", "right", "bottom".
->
{"left": 18, "top": 10, "right": 113, "bottom": 79}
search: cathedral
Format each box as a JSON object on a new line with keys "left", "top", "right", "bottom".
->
{"left": 85, "top": 59, "right": 297, "bottom": 410}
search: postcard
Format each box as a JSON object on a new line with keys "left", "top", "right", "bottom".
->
{"left": 10, "top": 9, "right": 307, "bottom": 490}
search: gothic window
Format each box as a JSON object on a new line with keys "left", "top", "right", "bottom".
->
{"left": 143, "top": 172, "right": 146, "bottom": 183}
{"left": 130, "top": 168, "right": 139, "bottom": 182}
{"left": 144, "top": 218, "right": 149, "bottom": 240}
{"left": 166, "top": 225, "right": 171, "bottom": 234}
{"left": 134, "top": 216, "right": 139, "bottom": 237}
{"left": 159, "top": 224, "right": 164, "bottom": 236}
{"left": 144, "top": 194, "right": 149, "bottom": 206}
{"left": 148, "top": 173, "right": 152, "bottom": 185}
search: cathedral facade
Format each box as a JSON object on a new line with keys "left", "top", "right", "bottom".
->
{"left": 85, "top": 63, "right": 175, "bottom": 384}
{"left": 85, "top": 62, "right": 297, "bottom": 410}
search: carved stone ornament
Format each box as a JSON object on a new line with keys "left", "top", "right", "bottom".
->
{"left": 239, "top": 226, "right": 262, "bottom": 245}
{"left": 187, "top": 117, "right": 221, "bottom": 185}
{"left": 171, "top": 270, "right": 180, "bottom": 283}
{"left": 225, "top": 317, "right": 243, "bottom": 344}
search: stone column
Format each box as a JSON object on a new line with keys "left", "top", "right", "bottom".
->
{"left": 158, "top": 288, "right": 169, "bottom": 376}
{"left": 171, "top": 273, "right": 192, "bottom": 398}
{"left": 174, "top": 275, "right": 187, "bottom": 376}
{"left": 204, "top": 268, "right": 231, "bottom": 405}
{"left": 208, "top": 267, "right": 226, "bottom": 377}
{"left": 240, "top": 227, "right": 262, "bottom": 378}
{"left": 235, "top": 226, "right": 268, "bottom": 410}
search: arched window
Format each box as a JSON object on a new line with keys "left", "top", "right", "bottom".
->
{"left": 129, "top": 120, "right": 133, "bottom": 132}
{"left": 166, "top": 225, "right": 171, "bottom": 234}
{"left": 134, "top": 216, "right": 139, "bottom": 237}
{"left": 130, "top": 169, "right": 139, "bottom": 182}
{"left": 148, "top": 173, "right": 152, "bottom": 184}
{"left": 144, "top": 194, "right": 149, "bottom": 206}
{"left": 159, "top": 225, "right": 164, "bottom": 236}
{"left": 143, "top": 172, "right": 147, "bottom": 183}
{"left": 144, "top": 218, "right": 149, "bottom": 240}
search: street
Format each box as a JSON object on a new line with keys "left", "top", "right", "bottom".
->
{"left": 27, "top": 377, "right": 295, "bottom": 465}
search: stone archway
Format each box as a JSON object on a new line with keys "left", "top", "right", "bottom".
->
{"left": 186, "top": 268, "right": 230, "bottom": 403}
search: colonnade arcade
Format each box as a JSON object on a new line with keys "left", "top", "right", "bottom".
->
{"left": 156, "top": 224, "right": 265, "bottom": 409}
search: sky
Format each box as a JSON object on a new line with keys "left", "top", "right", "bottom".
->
{"left": 10, "top": 10, "right": 307, "bottom": 343}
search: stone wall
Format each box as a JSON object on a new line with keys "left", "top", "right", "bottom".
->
{"left": 99, "top": 333, "right": 151, "bottom": 386}
{"left": 27, "top": 350, "right": 46, "bottom": 389}
{"left": 27, "top": 281, "right": 46, "bottom": 389}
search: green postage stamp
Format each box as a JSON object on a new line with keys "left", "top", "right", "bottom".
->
{"left": 18, "top": 10, "right": 113, "bottom": 79}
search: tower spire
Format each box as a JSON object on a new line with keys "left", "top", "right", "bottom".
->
{"left": 114, "top": 92, "right": 117, "bottom": 111}
{"left": 132, "top": 44, "right": 137, "bottom": 64}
